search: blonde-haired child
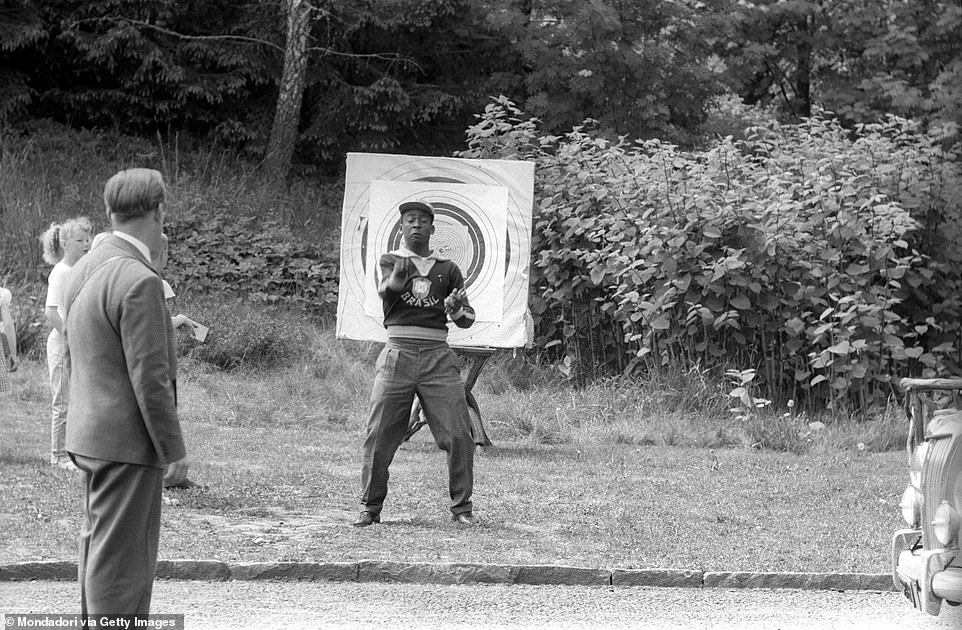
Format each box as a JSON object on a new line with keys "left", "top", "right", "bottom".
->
{"left": 40, "top": 217, "right": 92, "bottom": 469}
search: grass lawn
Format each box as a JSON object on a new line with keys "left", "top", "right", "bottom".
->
{"left": 0, "top": 358, "right": 906, "bottom": 574}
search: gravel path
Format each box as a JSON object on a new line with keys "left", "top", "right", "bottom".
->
{"left": 2, "top": 580, "right": 960, "bottom": 629}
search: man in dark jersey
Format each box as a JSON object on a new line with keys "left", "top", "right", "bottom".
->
{"left": 354, "top": 200, "right": 479, "bottom": 527}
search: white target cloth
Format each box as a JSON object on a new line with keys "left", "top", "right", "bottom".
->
{"left": 337, "top": 152, "right": 535, "bottom": 348}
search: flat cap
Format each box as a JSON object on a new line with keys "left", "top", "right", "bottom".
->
{"left": 398, "top": 200, "right": 434, "bottom": 218}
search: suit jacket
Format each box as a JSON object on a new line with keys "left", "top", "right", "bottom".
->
{"left": 63, "top": 234, "right": 185, "bottom": 468}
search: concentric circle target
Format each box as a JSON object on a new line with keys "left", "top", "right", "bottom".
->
{"left": 340, "top": 153, "right": 533, "bottom": 347}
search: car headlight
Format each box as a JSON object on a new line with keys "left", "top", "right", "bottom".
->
{"left": 932, "top": 501, "right": 960, "bottom": 547}
{"left": 900, "top": 484, "right": 922, "bottom": 528}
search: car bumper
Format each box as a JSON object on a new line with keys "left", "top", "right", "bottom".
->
{"left": 893, "top": 528, "right": 962, "bottom": 615}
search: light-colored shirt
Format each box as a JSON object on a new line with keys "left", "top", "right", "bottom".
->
{"left": 45, "top": 261, "right": 72, "bottom": 321}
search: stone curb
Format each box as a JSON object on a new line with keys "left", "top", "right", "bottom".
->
{"left": 702, "top": 571, "right": 893, "bottom": 591}
{"left": 0, "top": 560, "right": 895, "bottom": 592}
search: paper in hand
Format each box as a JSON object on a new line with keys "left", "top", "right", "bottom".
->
{"left": 190, "top": 322, "right": 209, "bottom": 343}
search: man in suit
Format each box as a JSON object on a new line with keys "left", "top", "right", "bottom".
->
{"left": 63, "top": 168, "right": 190, "bottom": 619}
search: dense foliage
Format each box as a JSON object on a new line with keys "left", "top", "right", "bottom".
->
{"left": 2, "top": 1, "right": 958, "bottom": 172}
{"left": 165, "top": 212, "right": 339, "bottom": 313}
{"left": 1, "top": 0, "right": 278, "bottom": 138}
{"left": 716, "top": 0, "right": 962, "bottom": 129}
{"left": 460, "top": 98, "right": 962, "bottom": 412}
{"left": 485, "top": 0, "right": 724, "bottom": 145}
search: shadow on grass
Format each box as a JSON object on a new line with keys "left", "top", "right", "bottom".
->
{"left": 477, "top": 444, "right": 568, "bottom": 459}
{"left": 0, "top": 453, "right": 43, "bottom": 466}
{"left": 373, "top": 516, "right": 443, "bottom": 529}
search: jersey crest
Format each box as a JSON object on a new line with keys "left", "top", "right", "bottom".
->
{"left": 410, "top": 276, "right": 432, "bottom": 300}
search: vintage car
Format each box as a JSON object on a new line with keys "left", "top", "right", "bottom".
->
{"left": 892, "top": 377, "right": 962, "bottom": 616}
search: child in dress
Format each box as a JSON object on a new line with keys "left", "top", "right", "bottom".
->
{"left": 41, "top": 217, "right": 92, "bottom": 468}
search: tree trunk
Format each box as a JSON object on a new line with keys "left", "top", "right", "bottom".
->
{"left": 519, "top": 0, "right": 532, "bottom": 24}
{"left": 792, "top": 12, "right": 812, "bottom": 118}
{"left": 264, "top": 0, "right": 311, "bottom": 182}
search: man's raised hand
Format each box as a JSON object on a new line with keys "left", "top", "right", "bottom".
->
{"left": 445, "top": 287, "right": 468, "bottom": 314}
{"left": 383, "top": 255, "right": 413, "bottom": 293}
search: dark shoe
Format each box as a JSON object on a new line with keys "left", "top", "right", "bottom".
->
{"left": 353, "top": 511, "right": 380, "bottom": 527}
{"left": 452, "top": 511, "right": 479, "bottom": 526}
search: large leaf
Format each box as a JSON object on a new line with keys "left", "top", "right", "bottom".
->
{"left": 730, "top": 294, "right": 751, "bottom": 310}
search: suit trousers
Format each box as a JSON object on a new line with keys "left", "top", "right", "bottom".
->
{"left": 71, "top": 454, "right": 164, "bottom": 618}
{"left": 361, "top": 338, "right": 474, "bottom": 516}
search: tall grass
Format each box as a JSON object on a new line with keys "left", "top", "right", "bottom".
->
{"left": 475, "top": 355, "right": 906, "bottom": 454}
{"left": 1, "top": 122, "right": 150, "bottom": 284}
{"left": 0, "top": 122, "right": 342, "bottom": 286}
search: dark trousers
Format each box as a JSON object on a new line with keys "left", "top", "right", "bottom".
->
{"left": 361, "top": 338, "right": 475, "bottom": 516}
{"left": 71, "top": 454, "right": 164, "bottom": 618}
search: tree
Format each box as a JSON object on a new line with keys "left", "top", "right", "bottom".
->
{"left": 709, "top": 0, "right": 820, "bottom": 118}
{"left": 0, "top": 0, "right": 45, "bottom": 123}
{"left": 715, "top": 0, "right": 962, "bottom": 134}
{"left": 263, "top": 0, "right": 312, "bottom": 180}
{"left": 1, "top": 0, "right": 745, "bottom": 169}
{"left": 3, "top": 0, "right": 278, "bottom": 138}
{"left": 294, "top": 0, "right": 520, "bottom": 167}
{"left": 828, "top": 0, "right": 962, "bottom": 131}
{"left": 500, "top": 0, "right": 727, "bottom": 144}
{"left": 2, "top": 0, "right": 522, "bottom": 171}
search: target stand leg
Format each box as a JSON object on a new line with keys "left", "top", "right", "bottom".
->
{"left": 404, "top": 397, "right": 427, "bottom": 442}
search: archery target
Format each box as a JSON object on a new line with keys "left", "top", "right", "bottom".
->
{"left": 363, "top": 181, "right": 506, "bottom": 322}
{"left": 338, "top": 152, "right": 535, "bottom": 348}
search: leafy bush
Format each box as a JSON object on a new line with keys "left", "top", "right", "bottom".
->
{"left": 165, "top": 211, "right": 338, "bottom": 314}
{"left": 461, "top": 98, "right": 962, "bottom": 413}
